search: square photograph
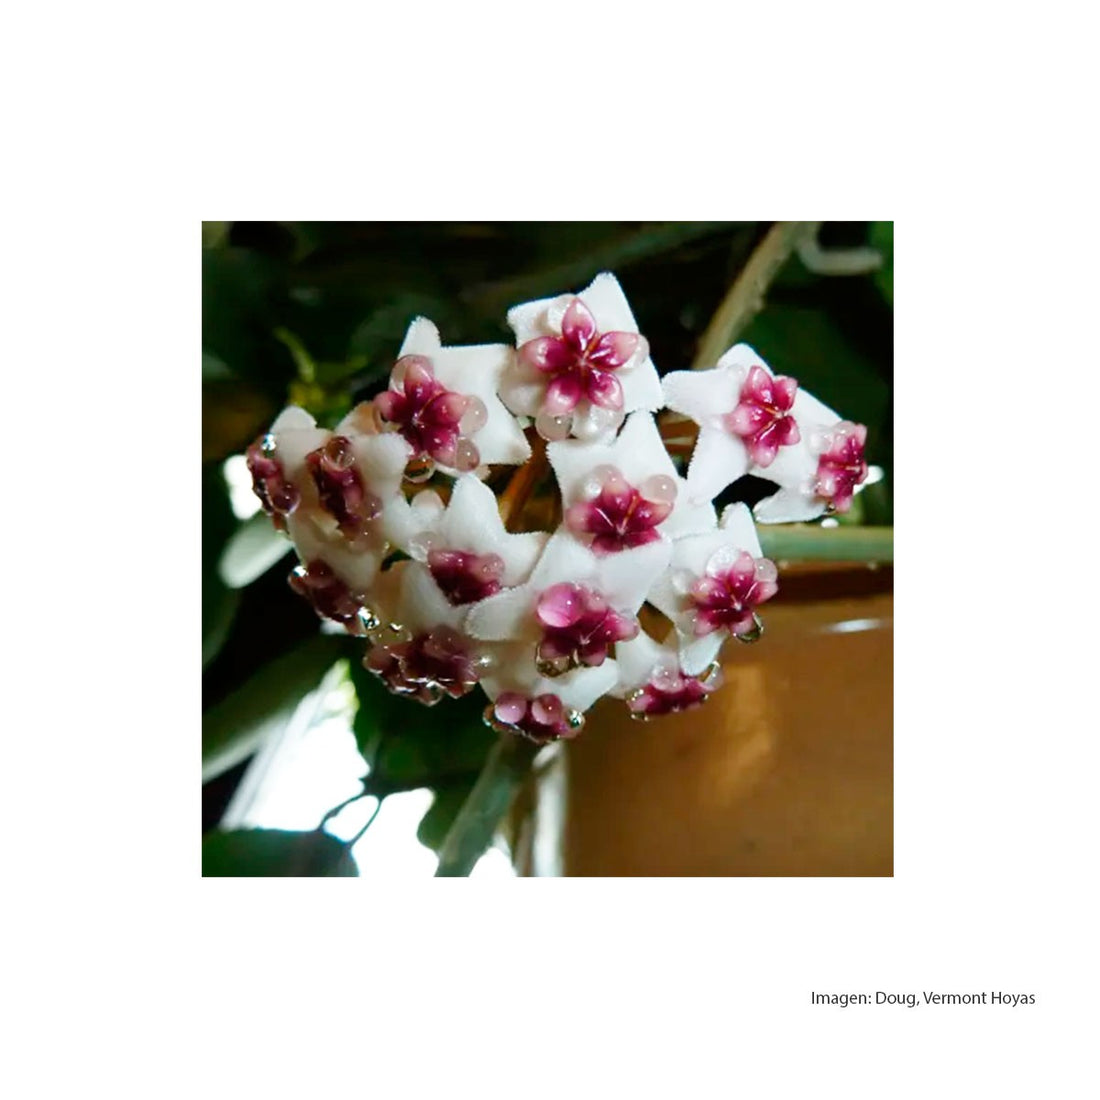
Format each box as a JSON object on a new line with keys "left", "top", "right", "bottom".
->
{"left": 202, "top": 221, "right": 893, "bottom": 877}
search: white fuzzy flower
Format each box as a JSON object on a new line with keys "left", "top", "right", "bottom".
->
{"left": 501, "top": 272, "right": 663, "bottom": 442}
{"left": 465, "top": 529, "right": 667, "bottom": 674}
{"left": 389, "top": 473, "right": 546, "bottom": 607}
{"left": 546, "top": 411, "right": 715, "bottom": 555}
{"left": 646, "top": 503, "right": 778, "bottom": 675}
{"left": 365, "top": 317, "right": 531, "bottom": 478}
{"left": 662, "top": 344, "right": 868, "bottom": 521}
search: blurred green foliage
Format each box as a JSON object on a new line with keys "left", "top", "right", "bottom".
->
{"left": 202, "top": 221, "right": 894, "bottom": 875}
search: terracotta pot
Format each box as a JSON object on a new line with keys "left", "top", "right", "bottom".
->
{"left": 513, "top": 569, "right": 893, "bottom": 876}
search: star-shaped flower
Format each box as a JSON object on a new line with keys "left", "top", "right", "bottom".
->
{"left": 361, "top": 560, "right": 488, "bottom": 704}
{"left": 465, "top": 529, "right": 668, "bottom": 674}
{"left": 547, "top": 411, "right": 715, "bottom": 555}
{"left": 389, "top": 474, "right": 546, "bottom": 605}
{"left": 249, "top": 406, "right": 409, "bottom": 625}
{"left": 662, "top": 344, "right": 867, "bottom": 520}
{"left": 480, "top": 640, "right": 619, "bottom": 743}
{"left": 611, "top": 630, "right": 723, "bottom": 719}
{"left": 366, "top": 317, "right": 531, "bottom": 478}
{"left": 752, "top": 419, "right": 869, "bottom": 522}
{"left": 646, "top": 503, "right": 778, "bottom": 675}
{"left": 502, "top": 272, "right": 663, "bottom": 442}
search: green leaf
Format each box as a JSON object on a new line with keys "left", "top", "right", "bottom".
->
{"left": 347, "top": 294, "right": 462, "bottom": 364}
{"left": 202, "top": 221, "right": 230, "bottom": 249}
{"left": 202, "top": 634, "right": 351, "bottom": 782}
{"left": 416, "top": 781, "right": 477, "bottom": 852}
{"left": 202, "top": 248, "right": 291, "bottom": 392}
{"left": 348, "top": 660, "right": 496, "bottom": 795}
{"left": 464, "top": 222, "right": 739, "bottom": 316}
{"left": 203, "top": 466, "right": 240, "bottom": 668}
{"left": 218, "top": 512, "right": 294, "bottom": 589}
{"left": 202, "top": 350, "right": 234, "bottom": 381}
{"left": 869, "top": 221, "right": 893, "bottom": 305}
{"left": 203, "top": 828, "right": 357, "bottom": 876}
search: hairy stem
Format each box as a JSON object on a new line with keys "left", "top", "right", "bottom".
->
{"left": 435, "top": 733, "right": 541, "bottom": 877}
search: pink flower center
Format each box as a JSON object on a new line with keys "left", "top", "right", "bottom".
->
{"left": 365, "top": 625, "right": 481, "bottom": 704}
{"left": 373, "top": 355, "right": 486, "bottom": 475}
{"left": 305, "top": 436, "right": 382, "bottom": 538}
{"left": 486, "top": 692, "right": 583, "bottom": 744}
{"left": 564, "top": 465, "right": 677, "bottom": 555}
{"left": 288, "top": 560, "right": 374, "bottom": 634}
{"left": 722, "top": 365, "right": 801, "bottom": 467}
{"left": 814, "top": 421, "right": 868, "bottom": 512}
{"left": 517, "top": 297, "right": 643, "bottom": 424}
{"left": 427, "top": 548, "right": 506, "bottom": 606}
{"left": 534, "top": 583, "right": 639, "bottom": 672}
{"left": 688, "top": 549, "right": 778, "bottom": 638}
{"left": 246, "top": 434, "right": 299, "bottom": 529}
{"left": 627, "top": 664, "right": 722, "bottom": 719}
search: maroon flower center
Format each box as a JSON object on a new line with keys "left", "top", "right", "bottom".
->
{"left": 627, "top": 664, "right": 722, "bottom": 719}
{"left": 486, "top": 692, "right": 583, "bottom": 744}
{"left": 365, "top": 625, "right": 480, "bottom": 705}
{"left": 564, "top": 465, "right": 677, "bottom": 555}
{"left": 427, "top": 548, "right": 505, "bottom": 606}
{"left": 688, "top": 550, "right": 778, "bottom": 637}
{"left": 246, "top": 435, "right": 299, "bottom": 529}
{"left": 288, "top": 560, "right": 371, "bottom": 634}
{"left": 373, "top": 355, "right": 485, "bottom": 474}
{"left": 721, "top": 365, "right": 801, "bottom": 468}
{"left": 517, "top": 297, "right": 642, "bottom": 420}
{"left": 814, "top": 421, "right": 868, "bottom": 512}
{"left": 304, "top": 436, "right": 382, "bottom": 538}
{"left": 534, "top": 583, "right": 639, "bottom": 671}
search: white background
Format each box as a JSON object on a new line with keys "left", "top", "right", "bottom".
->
{"left": 2, "top": 2, "right": 1097, "bottom": 1097}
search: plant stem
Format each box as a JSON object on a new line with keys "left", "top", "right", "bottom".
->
{"left": 692, "top": 221, "right": 818, "bottom": 369}
{"left": 498, "top": 430, "right": 547, "bottom": 531}
{"left": 758, "top": 524, "right": 893, "bottom": 563}
{"left": 434, "top": 733, "right": 541, "bottom": 877}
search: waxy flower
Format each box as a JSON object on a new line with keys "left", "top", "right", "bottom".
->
{"left": 485, "top": 692, "right": 583, "bottom": 744}
{"left": 249, "top": 406, "right": 409, "bottom": 628}
{"left": 647, "top": 504, "right": 778, "bottom": 675}
{"left": 370, "top": 318, "right": 531, "bottom": 478}
{"left": 547, "top": 411, "right": 715, "bottom": 556}
{"left": 612, "top": 631, "right": 723, "bottom": 720}
{"left": 362, "top": 560, "right": 488, "bottom": 704}
{"left": 480, "top": 639, "right": 619, "bottom": 743}
{"left": 662, "top": 344, "right": 868, "bottom": 521}
{"left": 502, "top": 273, "right": 663, "bottom": 442}
{"left": 392, "top": 474, "right": 546, "bottom": 604}
{"left": 753, "top": 420, "right": 869, "bottom": 522}
{"left": 466, "top": 530, "right": 666, "bottom": 675}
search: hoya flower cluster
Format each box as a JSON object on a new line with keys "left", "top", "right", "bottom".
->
{"left": 247, "top": 274, "right": 868, "bottom": 744}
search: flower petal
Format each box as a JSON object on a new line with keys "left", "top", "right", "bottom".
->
{"left": 464, "top": 586, "right": 536, "bottom": 641}
{"left": 684, "top": 425, "right": 750, "bottom": 504}
{"left": 752, "top": 485, "right": 826, "bottom": 524}
{"left": 397, "top": 316, "right": 443, "bottom": 358}
{"left": 678, "top": 632, "right": 724, "bottom": 678}
{"left": 439, "top": 476, "right": 548, "bottom": 584}
{"left": 570, "top": 272, "right": 640, "bottom": 336}
{"left": 662, "top": 367, "right": 740, "bottom": 423}
{"left": 589, "top": 330, "right": 640, "bottom": 368}
{"left": 561, "top": 297, "right": 598, "bottom": 351}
